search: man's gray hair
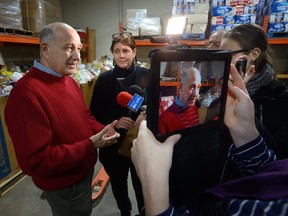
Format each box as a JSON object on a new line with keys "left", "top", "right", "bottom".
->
{"left": 180, "top": 64, "right": 201, "bottom": 84}
{"left": 40, "top": 26, "right": 55, "bottom": 44}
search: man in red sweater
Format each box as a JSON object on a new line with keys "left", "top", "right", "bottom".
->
{"left": 4, "top": 22, "right": 119, "bottom": 216}
{"left": 158, "top": 66, "right": 201, "bottom": 135}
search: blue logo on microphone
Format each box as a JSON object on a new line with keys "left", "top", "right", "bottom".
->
{"left": 127, "top": 93, "right": 144, "bottom": 112}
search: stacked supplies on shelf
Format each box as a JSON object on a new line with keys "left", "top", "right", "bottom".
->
{"left": 20, "top": 0, "right": 63, "bottom": 33}
{"left": 0, "top": 0, "right": 23, "bottom": 30}
{"left": 210, "top": 0, "right": 267, "bottom": 33}
{"left": 126, "top": 9, "right": 161, "bottom": 37}
{"left": 172, "top": 0, "right": 209, "bottom": 39}
{"left": 267, "top": 0, "right": 288, "bottom": 34}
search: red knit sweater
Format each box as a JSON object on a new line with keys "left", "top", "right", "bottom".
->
{"left": 158, "top": 102, "right": 199, "bottom": 135}
{"left": 4, "top": 67, "right": 104, "bottom": 190}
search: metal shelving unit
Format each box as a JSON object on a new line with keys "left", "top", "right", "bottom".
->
{"left": 135, "top": 38, "right": 288, "bottom": 46}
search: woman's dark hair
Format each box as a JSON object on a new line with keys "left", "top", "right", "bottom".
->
{"left": 110, "top": 33, "right": 137, "bottom": 65}
{"left": 223, "top": 23, "right": 274, "bottom": 73}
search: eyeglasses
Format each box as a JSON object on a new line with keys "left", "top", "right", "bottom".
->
{"left": 112, "top": 32, "right": 133, "bottom": 39}
{"left": 230, "top": 49, "right": 249, "bottom": 55}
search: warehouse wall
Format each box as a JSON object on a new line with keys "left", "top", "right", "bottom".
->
{"left": 61, "top": 0, "right": 173, "bottom": 62}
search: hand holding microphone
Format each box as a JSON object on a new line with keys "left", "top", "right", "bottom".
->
{"left": 116, "top": 117, "right": 135, "bottom": 130}
{"left": 128, "top": 85, "right": 147, "bottom": 125}
{"left": 116, "top": 91, "right": 135, "bottom": 129}
{"left": 117, "top": 86, "right": 146, "bottom": 127}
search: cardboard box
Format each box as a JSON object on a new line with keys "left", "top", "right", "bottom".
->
{"left": 20, "top": 0, "right": 62, "bottom": 33}
{"left": 268, "top": 22, "right": 288, "bottom": 32}
{"left": 22, "top": 17, "right": 58, "bottom": 33}
{"left": 0, "top": 115, "right": 11, "bottom": 181}
{"left": 21, "top": 0, "right": 62, "bottom": 19}
{"left": 0, "top": 96, "right": 22, "bottom": 195}
{"left": 79, "top": 77, "right": 97, "bottom": 107}
{"left": 0, "top": 0, "right": 23, "bottom": 29}
{"left": 212, "top": 6, "right": 234, "bottom": 16}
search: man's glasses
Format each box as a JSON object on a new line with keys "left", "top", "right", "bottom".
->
{"left": 112, "top": 32, "right": 133, "bottom": 39}
{"left": 230, "top": 49, "right": 249, "bottom": 55}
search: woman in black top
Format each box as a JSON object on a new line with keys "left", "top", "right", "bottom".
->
{"left": 90, "top": 32, "right": 149, "bottom": 216}
{"left": 220, "top": 23, "right": 288, "bottom": 160}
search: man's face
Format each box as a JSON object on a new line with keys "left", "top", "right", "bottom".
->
{"left": 44, "top": 28, "right": 82, "bottom": 76}
{"left": 179, "top": 68, "right": 201, "bottom": 107}
{"left": 206, "top": 32, "right": 222, "bottom": 50}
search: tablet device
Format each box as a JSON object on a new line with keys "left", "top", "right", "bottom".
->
{"left": 147, "top": 48, "right": 232, "bottom": 141}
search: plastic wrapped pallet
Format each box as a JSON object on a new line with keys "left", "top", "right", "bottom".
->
{"left": 21, "top": 0, "right": 63, "bottom": 33}
{"left": 126, "top": 9, "right": 162, "bottom": 36}
{"left": 0, "top": 0, "right": 23, "bottom": 30}
{"left": 172, "top": 0, "right": 209, "bottom": 39}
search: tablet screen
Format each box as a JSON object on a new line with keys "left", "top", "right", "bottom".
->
{"left": 147, "top": 49, "right": 231, "bottom": 140}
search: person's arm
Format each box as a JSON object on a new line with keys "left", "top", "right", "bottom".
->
{"left": 224, "top": 64, "right": 259, "bottom": 147}
{"left": 131, "top": 121, "right": 181, "bottom": 215}
{"left": 89, "top": 120, "right": 120, "bottom": 148}
{"left": 4, "top": 75, "right": 118, "bottom": 177}
{"left": 227, "top": 135, "right": 276, "bottom": 175}
{"left": 130, "top": 65, "right": 262, "bottom": 215}
{"left": 224, "top": 65, "right": 277, "bottom": 174}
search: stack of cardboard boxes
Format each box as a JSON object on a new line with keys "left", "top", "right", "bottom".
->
{"left": 0, "top": 0, "right": 23, "bottom": 30}
{"left": 0, "top": 0, "right": 62, "bottom": 34}
{"left": 267, "top": 0, "right": 288, "bottom": 34}
{"left": 172, "top": 0, "right": 210, "bottom": 39}
{"left": 210, "top": 0, "right": 266, "bottom": 33}
{"left": 21, "top": 0, "right": 63, "bottom": 33}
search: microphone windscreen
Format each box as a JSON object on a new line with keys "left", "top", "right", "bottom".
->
{"left": 128, "top": 85, "right": 143, "bottom": 97}
{"left": 117, "top": 91, "right": 132, "bottom": 107}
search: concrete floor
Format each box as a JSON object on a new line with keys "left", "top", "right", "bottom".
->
{"left": 0, "top": 162, "right": 138, "bottom": 216}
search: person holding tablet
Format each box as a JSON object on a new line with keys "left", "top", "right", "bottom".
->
{"left": 131, "top": 65, "right": 288, "bottom": 215}
{"left": 220, "top": 23, "right": 288, "bottom": 160}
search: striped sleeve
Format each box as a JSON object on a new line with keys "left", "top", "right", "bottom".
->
{"left": 226, "top": 198, "right": 288, "bottom": 215}
{"left": 228, "top": 136, "right": 276, "bottom": 175}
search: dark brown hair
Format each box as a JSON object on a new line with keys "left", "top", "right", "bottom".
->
{"left": 223, "top": 23, "right": 274, "bottom": 73}
{"left": 110, "top": 33, "right": 137, "bottom": 65}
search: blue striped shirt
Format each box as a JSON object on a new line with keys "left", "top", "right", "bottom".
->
{"left": 228, "top": 136, "right": 276, "bottom": 175}
{"left": 226, "top": 198, "right": 288, "bottom": 215}
{"left": 33, "top": 60, "right": 62, "bottom": 77}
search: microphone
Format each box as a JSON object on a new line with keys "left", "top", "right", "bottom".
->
{"left": 117, "top": 91, "right": 132, "bottom": 108}
{"left": 128, "top": 85, "right": 146, "bottom": 111}
{"left": 128, "top": 85, "right": 144, "bottom": 97}
{"left": 117, "top": 91, "right": 145, "bottom": 113}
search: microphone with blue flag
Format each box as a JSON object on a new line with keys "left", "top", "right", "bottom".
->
{"left": 116, "top": 91, "right": 145, "bottom": 113}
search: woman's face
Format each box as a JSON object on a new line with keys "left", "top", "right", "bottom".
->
{"left": 112, "top": 42, "right": 136, "bottom": 69}
{"left": 220, "top": 38, "right": 254, "bottom": 72}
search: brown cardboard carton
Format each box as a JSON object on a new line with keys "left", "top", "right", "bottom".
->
{"left": 20, "top": 0, "right": 62, "bottom": 33}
